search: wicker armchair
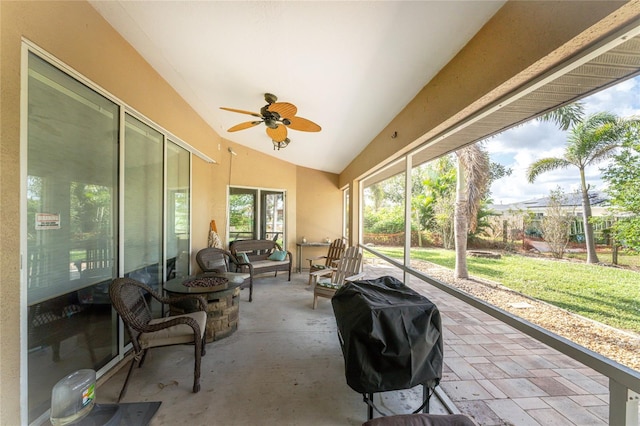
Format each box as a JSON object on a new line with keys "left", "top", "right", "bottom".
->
{"left": 307, "top": 238, "right": 345, "bottom": 285}
{"left": 109, "top": 278, "right": 208, "bottom": 402}
{"left": 196, "top": 247, "right": 253, "bottom": 302}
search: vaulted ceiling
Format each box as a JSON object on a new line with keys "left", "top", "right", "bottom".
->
{"left": 89, "top": 1, "right": 506, "bottom": 173}
{"left": 89, "top": 1, "right": 640, "bottom": 179}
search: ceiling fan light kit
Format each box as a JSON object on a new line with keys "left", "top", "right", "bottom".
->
{"left": 272, "top": 138, "right": 290, "bottom": 150}
{"left": 221, "top": 93, "right": 321, "bottom": 150}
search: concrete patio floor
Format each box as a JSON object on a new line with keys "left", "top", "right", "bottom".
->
{"left": 95, "top": 262, "right": 614, "bottom": 425}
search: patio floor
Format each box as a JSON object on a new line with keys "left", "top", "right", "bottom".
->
{"left": 95, "top": 262, "right": 613, "bottom": 425}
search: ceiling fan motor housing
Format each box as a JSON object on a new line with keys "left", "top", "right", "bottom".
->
{"left": 260, "top": 106, "right": 283, "bottom": 128}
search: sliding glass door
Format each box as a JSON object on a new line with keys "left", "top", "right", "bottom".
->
{"left": 26, "top": 52, "right": 119, "bottom": 422}
{"left": 24, "top": 49, "right": 196, "bottom": 423}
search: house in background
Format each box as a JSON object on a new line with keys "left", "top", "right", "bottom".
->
{"left": 489, "top": 191, "right": 614, "bottom": 241}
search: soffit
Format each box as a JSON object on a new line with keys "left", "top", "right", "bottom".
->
{"left": 363, "top": 25, "right": 640, "bottom": 187}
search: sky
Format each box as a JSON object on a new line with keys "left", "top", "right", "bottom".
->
{"left": 486, "top": 75, "right": 640, "bottom": 205}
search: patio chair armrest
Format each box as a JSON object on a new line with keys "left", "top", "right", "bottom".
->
{"left": 142, "top": 314, "right": 203, "bottom": 337}
{"left": 310, "top": 268, "right": 333, "bottom": 278}
{"left": 236, "top": 261, "right": 254, "bottom": 273}
{"left": 228, "top": 252, "right": 254, "bottom": 272}
{"left": 165, "top": 294, "right": 208, "bottom": 311}
{"left": 345, "top": 272, "right": 365, "bottom": 282}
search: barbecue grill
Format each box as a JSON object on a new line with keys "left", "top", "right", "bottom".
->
{"left": 332, "top": 276, "right": 443, "bottom": 419}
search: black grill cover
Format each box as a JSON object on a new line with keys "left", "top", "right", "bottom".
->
{"left": 332, "top": 276, "right": 443, "bottom": 393}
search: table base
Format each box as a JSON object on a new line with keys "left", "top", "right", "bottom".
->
{"left": 169, "top": 285, "right": 240, "bottom": 343}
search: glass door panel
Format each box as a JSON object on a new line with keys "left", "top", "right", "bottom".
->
{"left": 229, "top": 188, "right": 257, "bottom": 241}
{"left": 123, "top": 115, "right": 163, "bottom": 313}
{"left": 26, "top": 52, "right": 119, "bottom": 422}
{"left": 261, "top": 191, "right": 284, "bottom": 245}
{"left": 166, "top": 141, "right": 190, "bottom": 280}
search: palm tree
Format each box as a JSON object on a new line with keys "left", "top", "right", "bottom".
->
{"left": 454, "top": 144, "right": 490, "bottom": 279}
{"left": 540, "top": 103, "right": 584, "bottom": 131}
{"left": 527, "top": 112, "right": 632, "bottom": 264}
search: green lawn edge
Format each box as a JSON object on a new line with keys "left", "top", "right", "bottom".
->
{"left": 370, "top": 247, "right": 640, "bottom": 334}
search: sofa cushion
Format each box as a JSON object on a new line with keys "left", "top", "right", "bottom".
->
{"left": 251, "top": 259, "right": 289, "bottom": 269}
{"left": 268, "top": 250, "right": 287, "bottom": 261}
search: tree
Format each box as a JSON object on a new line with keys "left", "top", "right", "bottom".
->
{"left": 422, "top": 156, "right": 457, "bottom": 248}
{"left": 527, "top": 112, "right": 633, "bottom": 263}
{"left": 602, "top": 120, "right": 640, "bottom": 250}
{"left": 540, "top": 188, "right": 573, "bottom": 259}
{"left": 454, "top": 144, "right": 490, "bottom": 278}
{"left": 539, "top": 102, "right": 585, "bottom": 130}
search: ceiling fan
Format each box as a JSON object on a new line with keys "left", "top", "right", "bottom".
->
{"left": 220, "top": 93, "right": 321, "bottom": 150}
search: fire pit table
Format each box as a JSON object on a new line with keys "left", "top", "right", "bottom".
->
{"left": 165, "top": 274, "right": 241, "bottom": 342}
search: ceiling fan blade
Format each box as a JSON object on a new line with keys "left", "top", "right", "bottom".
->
{"left": 286, "top": 116, "right": 322, "bottom": 132}
{"left": 266, "top": 124, "right": 288, "bottom": 142}
{"left": 220, "top": 107, "right": 263, "bottom": 118}
{"left": 267, "top": 102, "right": 297, "bottom": 119}
{"left": 227, "top": 121, "right": 262, "bottom": 132}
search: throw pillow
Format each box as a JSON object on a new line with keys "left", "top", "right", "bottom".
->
{"left": 268, "top": 250, "right": 287, "bottom": 261}
{"left": 237, "top": 252, "right": 250, "bottom": 264}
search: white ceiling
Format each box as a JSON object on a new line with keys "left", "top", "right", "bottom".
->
{"left": 89, "top": 1, "right": 506, "bottom": 173}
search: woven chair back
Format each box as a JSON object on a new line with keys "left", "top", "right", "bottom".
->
{"left": 110, "top": 278, "right": 154, "bottom": 349}
{"left": 196, "top": 247, "right": 231, "bottom": 273}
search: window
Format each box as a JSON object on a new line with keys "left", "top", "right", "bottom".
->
{"left": 343, "top": 187, "right": 350, "bottom": 241}
{"left": 228, "top": 187, "right": 285, "bottom": 246}
{"left": 362, "top": 171, "right": 406, "bottom": 255}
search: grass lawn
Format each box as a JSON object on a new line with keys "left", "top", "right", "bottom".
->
{"left": 369, "top": 246, "right": 640, "bottom": 334}
{"left": 565, "top": 249, "right": 640, "bottom": 269}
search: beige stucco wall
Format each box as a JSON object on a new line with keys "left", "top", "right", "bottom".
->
{"left": 0, "top": 1, "right": 342, "bottom": 423}
{"left": 295, "top": 167, "right": 343, "bottom": 262}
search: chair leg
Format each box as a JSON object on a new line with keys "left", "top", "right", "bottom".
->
{"left": 138, "top": 349, "right": 148, "bottom": 367}
{"left": 51, "top": 341, "right": 61, "bottom": 362}
{"left": 193, "top": 335, "right": 202, "bottom": 393}
{"left": 117, "top": 357, "right": 137, "bottom": 402}
{"left": 249, "top": 277, "right": 253, "bottom": 302}
{"left": 83, "top": 331, "right": 97, "bottom": 365}
{"left": 313, "top": 294, "right": 318, "bottom": 310}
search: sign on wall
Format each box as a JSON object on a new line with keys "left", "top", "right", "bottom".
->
{"left": 35, "top": 213, "right": 61, "bottom": 230}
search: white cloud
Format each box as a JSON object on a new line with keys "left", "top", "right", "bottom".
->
{"left": 583, "top": 77, "right": 640, "bottom": 117}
